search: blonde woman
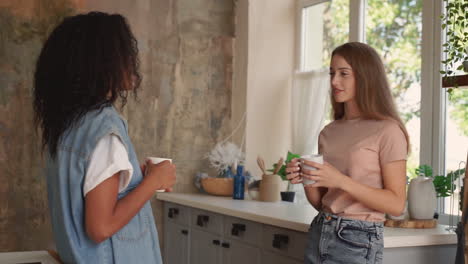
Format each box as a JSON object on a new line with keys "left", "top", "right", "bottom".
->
{"left": 286, "top": 42, "right": 409, "bottom": 264}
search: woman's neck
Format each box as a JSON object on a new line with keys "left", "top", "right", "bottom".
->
{"left": 343, "top": 100, "right": 361, "bottom": 120}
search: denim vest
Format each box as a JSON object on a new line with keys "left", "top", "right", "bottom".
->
{"left": 46, "top": 105, "right": 162, "bottom": 264}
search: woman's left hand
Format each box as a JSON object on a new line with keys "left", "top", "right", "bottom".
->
{"left": 301, "top": 160, "right": 348, "bottom": 189}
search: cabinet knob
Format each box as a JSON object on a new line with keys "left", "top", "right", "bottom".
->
{"left": 221, "top": 242, "right": 230, "bottom": 248}
{"left": 181, "top": 229, "right": 188, "bottom": 235}
{"left": 196, "top": 215, "right": 210, "bottom": 227}
{"left": 212, "top": 239, "right": 220, "bottom": 245}
{"left": 272, "top": 234, "right": 289, "bottom": 249}
{"left": 168, "top": 208, "right": 179, "bottom": 218}
{"left": 231, "top": 223, "right": 246, "bottom": 236}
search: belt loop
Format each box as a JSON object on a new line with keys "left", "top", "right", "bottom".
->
{"left": 335, "top": 216, "right": 342, "bottom": 232}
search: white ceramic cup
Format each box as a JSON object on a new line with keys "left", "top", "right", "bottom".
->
{"left": 146, "top": 157, "right": 172, "bottom": 165}
{"left": 300, "top": 154, "right": 323, "bottom": 186}
{"left": 145, "top": 157, "right": 172, "bottom": 192}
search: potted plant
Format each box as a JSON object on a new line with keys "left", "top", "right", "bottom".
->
{"left": 440, "top": 0, "right": 468, "bottom": 93}
{"left": 269, "top": 151, "right": 301, "bottom": 202}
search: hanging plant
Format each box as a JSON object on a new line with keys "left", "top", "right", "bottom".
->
{"left": 440, "top": 0, "right": 468, "bottom": 95}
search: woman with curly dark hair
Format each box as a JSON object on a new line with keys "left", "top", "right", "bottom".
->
{"left": 33, "top": 12, "right": 175, "bottom": 263}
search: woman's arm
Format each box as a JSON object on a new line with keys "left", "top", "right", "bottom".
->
{"left": 85, "top": 160, "right": 175, "bottom": 243}
{"left": 303, "top": 185, "right": 328, "bottom": 211}
{"left": 303, "top": 159, "right": 406, "bottom": 216}
{"left": 286, "top": 158, "right": 327, "bottom": 210}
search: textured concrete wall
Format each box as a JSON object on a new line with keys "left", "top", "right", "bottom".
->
{"left": 0, "top": 0, "right": 234, "bottom": 251}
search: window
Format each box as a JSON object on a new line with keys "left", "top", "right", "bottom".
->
{"left": 443, "top": 89, "right": 468, "bottom": 216}
{"left": 365, "top": 0, "right": 422, "bottom": 182}
{"left": 299, "top": 0, "right": 349, "bottom": 72}
{"left": 296, "top": 0, "right": 467, "bottom": 218}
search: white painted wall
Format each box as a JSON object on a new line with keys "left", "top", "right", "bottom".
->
{"left": 244, "top": 0, "right": 296, "bottom": 177}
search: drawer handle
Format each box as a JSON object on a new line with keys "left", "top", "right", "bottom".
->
{"left": 272, "top": 234, "right": 289, "bottom": 249}
{"left": 212, "top": 239, "right": 220, "bottom": 245}
{"left": 168, "top": 208, "right": 179, "bottom": 218}
{"left": 181, "top": 229, "right": 188, "bottom": 235}
{"left": 196, "top": 215, "right": 210, "bottom": 227}
{"left": 221, "top": 242, "right": 230, "bottom": 248}
{"left": 231, "top": 223, "right": 246, "bottom": 236}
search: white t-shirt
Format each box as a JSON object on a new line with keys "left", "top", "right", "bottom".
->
{"left": 83, "top": 134, "right": 133, "bottom": 197}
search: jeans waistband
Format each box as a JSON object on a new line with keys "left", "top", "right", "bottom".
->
{"left": 315, "top": 211, "right": 384, "bottom": 232}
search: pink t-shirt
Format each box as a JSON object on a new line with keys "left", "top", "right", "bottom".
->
{"left": 319, "top": 119, "right": 408, "bottom": 222}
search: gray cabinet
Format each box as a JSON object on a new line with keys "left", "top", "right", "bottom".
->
{"left": 164, "top": 202, "right": 191, "bottom": 264}
{"left": 161, "top": 198, "right": 457, "bottom": 264}
{"left": 190, "top": 229, "right": 221, "bottom": 264}
{"left": 165, "top": 222, "right": 189, "bottom": 264}
{"left": 262, "top": 251, "right": 303, "bottom": 264}
{"left": 222, "top": 239, "right": 261, "bottom": 264}
{"left": 163, "top": 202, "right": 270, "bottom": 264}
{"left": 262, "top": 224, "right": 307, "bottom": 261}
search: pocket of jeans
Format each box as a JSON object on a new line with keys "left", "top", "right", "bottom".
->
{"left": 336, "top": 225, "right": 372, "bottom": 249}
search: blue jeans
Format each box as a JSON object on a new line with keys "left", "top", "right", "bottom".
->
{"left": 304, "top": 212, "right": 384, "bottom": 264}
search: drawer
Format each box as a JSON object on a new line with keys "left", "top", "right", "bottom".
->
{"left": 262, "top": 225, "right": 307, "bottom": 260}
{"left": 191, "top": 208, "right": 223, "bottom": 235}
{"left": 262, "top": 250, "right": 303, "bottom": 264}
{"left": 223, "top": 216, "right": 262, "bottom": 246}
{"left": 165, "top": 202, "right": 190, "bottom": 226}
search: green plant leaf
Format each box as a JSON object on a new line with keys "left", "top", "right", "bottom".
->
{"left": 415, "top": 164, "right": 433, "bottom": 177}
{"left": 286, "top": 151, "right": 301, "bottom": 163}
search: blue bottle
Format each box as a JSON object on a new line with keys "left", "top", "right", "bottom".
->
{"left": 233, "top": 165, "right": 245, "bottom": 200}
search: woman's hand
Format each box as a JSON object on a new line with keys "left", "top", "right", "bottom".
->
{"left": 143, "top": 160, "right": 176, "bottom": 191}
{"left": 285, "top": 158, "right": 302, "bottom": 184}
{"left": 301, "top": 160, "right": 348, "bottom": 189}
{"left": 140, "top": 163, "right": 174, "bottom": 192}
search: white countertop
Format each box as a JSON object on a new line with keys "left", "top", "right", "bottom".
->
{"left": 156, "top": 192, "right": 457, "bottom": 248}
{"left": 0, "top": 251, "right": 60, "bottom": 264}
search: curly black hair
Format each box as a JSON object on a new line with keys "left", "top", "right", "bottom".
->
{"left": 33, "top": 12, "right": 141, "bottom": 158}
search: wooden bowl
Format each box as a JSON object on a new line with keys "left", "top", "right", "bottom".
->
{"left": 201, "top": 178, "right": 233, "bottom": 196}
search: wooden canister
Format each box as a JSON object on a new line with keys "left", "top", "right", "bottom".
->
{"left": 259, "top": 174, "right": 282, "bottom": 202}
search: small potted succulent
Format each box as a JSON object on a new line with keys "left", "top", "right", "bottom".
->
{"left": 268, "top": 151, "right": 301, "bottom": 202}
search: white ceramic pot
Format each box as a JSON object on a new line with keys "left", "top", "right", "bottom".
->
{"left": 407, "top": 176, "right": 437, "bottom": 220}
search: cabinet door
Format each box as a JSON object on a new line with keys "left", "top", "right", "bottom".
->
{"left": 190, "top": 229, "right": 221, "bottom": 264}
{"left": 262, "top": 224, "right": 307, "bottom": 261}
{"left": 221, "top": 239, "right": 261, "bottom": 264}
{"left": 164, "top": 222, "right": 189, "bottom": 264}
{"left": 262, "top": 251, "right": 303, "bottom": 264}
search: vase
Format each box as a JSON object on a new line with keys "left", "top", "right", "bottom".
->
{"left": 259, "top": 174, "right": 282, "bottom": 202}
{"left": 408, "top": 176, "right": 437, "bottom": 220}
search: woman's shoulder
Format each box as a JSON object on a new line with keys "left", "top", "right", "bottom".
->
{"left": 83, "top": 105, "right": 127, "bottom": 130}
{"left": 375, "top": 119, "right": 404, "bottom": 132}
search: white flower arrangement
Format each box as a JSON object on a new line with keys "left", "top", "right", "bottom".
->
{"left": 207, "top": 141, "right": 245, "bottom": 176}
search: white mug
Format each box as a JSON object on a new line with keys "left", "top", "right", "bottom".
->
{"left": 300, "top": 154, "right": 323, "bottom": 186}
{"left": 145, "top": 157, "right": 172, "bottom": 192}
{"left": 146, "top": 157, "right": 172, "bottom": 165}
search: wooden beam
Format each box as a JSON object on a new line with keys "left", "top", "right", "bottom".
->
{"left": 442, "top": 74, "right": 468, "bottom": 88}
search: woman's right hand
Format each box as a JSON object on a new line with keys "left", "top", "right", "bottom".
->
{"left": 285, "top": 158, "right": 302, "bottom": 184}
{"left": 144, "top": 160, "right": 176, "bottom": 191}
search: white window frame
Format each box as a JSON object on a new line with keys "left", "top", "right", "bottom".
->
{"left": 296, "top": 0, "right": 453, "bottom": 218}
{"left": 295, "top": 0, "right": 367, "bottom": 71}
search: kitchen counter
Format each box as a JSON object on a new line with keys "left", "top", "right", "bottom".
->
{"left": 0, "top": 251, "right": 60, "bottom": 264}
{"left": 156, "top": 192, "right": 457, "bottom": 248}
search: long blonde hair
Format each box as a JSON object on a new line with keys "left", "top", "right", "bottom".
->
{"left": 330, "top": 42, "right": 410, "bottom": 151}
